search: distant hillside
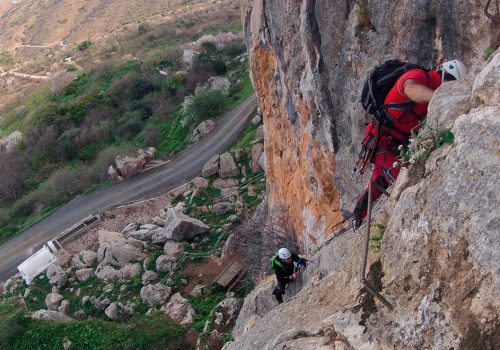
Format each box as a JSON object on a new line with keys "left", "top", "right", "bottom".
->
{"left": 0, "top": 0, "right": 237, "bottom": 50}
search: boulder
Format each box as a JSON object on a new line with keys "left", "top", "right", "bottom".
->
{"left": 202, "top": 155, "right": 220, "bottom": 177}
{"left": 98, "top": 230, "right": 126, "bottom": 246}
{"left": 98, "top": 242, "right": 145, "bottom": 267}
{"left": 71, "top": 255, "right": 87, "bottom": 270}
{"left": 80, "top": 251, "right": 97, "bottom": 267}
{"left": 46, "top": 263, "right": 67, "bottom": 288}
{"left": 126, "top": 237, "right": 145, "bottom": 248}
{"left": 73, "top": 309, "right": 86, "bottom": 320}
{"left": 251, "top": 115, "right": 261, "bottom": 125}
{"left": 217, "top": 297, "right": 243, "bottom": 326}
{"left": 193, "top": 119, "right": 215, "bottom": 140}
{"left": 114, "top": 148, "right": 154, "bottom": 178}
{"left": 254, "top": 125, "right": 264, "bottom": 141}
{"left": 75, "top": 268, "right": 94, "bottom": 282}
{"left": 140, "top": 283, "right": 172, "bottom": 307}
{"left": 121, "top": 223, "right": 137, "bottom": 235}
{"left": 95, "top": 263, "right": 142, "bottom": 281}
{"left": 251, "top": 143, "right": 264, "bottom": 173}
{"left": 142, "top": 270, "right": 159, "bottom": 286}
{"left": 213, "top": 202, "right": 234, "bottom": 215}
{"left": 126, "top": 228, "right": 157, "bottom": 241}
{"left": 189, "top": 284, "right": 208, "bottom": 298}
{"left": 213, "top": 178, "right": 239, "bottom": 189}
{"left": 107, "top": 165, "right": 121, "bottom": 181}
{"left": 182, "top": 49, "right": 196, "bottom": 65}
{"left": 162, "top": 292, "right": 195, "bottom": 325}
{"left": 58, "top": 300, "right": 71, "bottom": 314}
{"left": 471, "top": 52, "right": 500, "bottom": 108}
{"left": 45, "top": 292, "right": 64, "bottom": 311}
{"left": 219, "top": 152, "right": 240, "bottom": 178}
{"left": 105, "top": 303, "right": 118, "bottom": 320}
{"left": 31, "top": 310, "right": 74, "bottom": 323}
{"left": 163, "top": 241, "right": 185, "bottom": 258}
{"left": 169, "top": 183, "right": 190, "bottom": 197}
{"left": 156, "top": 255, "right": 177, "bottom": 273}
{"left": 192, "top": 177, "right": 210, "bottom": 189}
{"left": 153, "top": 208, "right": 209, "bottom": 243}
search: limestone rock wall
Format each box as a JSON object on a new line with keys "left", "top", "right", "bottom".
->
{"left": 227, "top": 51, "right": 500, "bottom": 349}
{"left": 242, "top": 0, "right": 499, "bottom": 247}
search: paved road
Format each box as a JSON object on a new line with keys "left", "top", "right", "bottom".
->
{"left": 0, "top": 94, "right": 258, "bottom": 282}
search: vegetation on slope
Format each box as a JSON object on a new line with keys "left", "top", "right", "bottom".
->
{"left": 0, "top": 20, "right": 253, "bottom": 243}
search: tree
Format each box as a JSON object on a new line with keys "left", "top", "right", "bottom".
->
{"left": 0, "top": 150, "right": 28, "bottom": 202}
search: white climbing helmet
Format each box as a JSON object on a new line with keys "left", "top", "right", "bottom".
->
{"left": 278, "top": 247, "right": 292, "bottom": 260}
{"left": 441, "top": 59, "right": 468, "bottom": 81}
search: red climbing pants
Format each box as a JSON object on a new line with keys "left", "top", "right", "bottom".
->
{"left": 353, "top": 150, "right": 400, "bottom": 221}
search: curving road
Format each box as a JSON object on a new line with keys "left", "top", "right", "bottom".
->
{"left": 0, "top": 94, "right": 258, "bottom": 282}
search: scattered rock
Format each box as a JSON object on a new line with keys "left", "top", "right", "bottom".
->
{"left": 98, "top": 230, "right": 126, "bottom": 246}
{"left": 213, "top": 178, "right": 239, "bottom": 189}
{"left": 31, "top": 310, "right": 74, "bottom": 323}
{"left": 73, "top": 309, "right": 86, "bottom": 320}
{"left": 220, "top": 187, "right": 240, "bottom": 200}
{"left": 254, "top": 125, "right": 264, "bottom": 141}
{"left": 140, "top": 283, "right": 172, "bottom": 307}
{"left": 100, "top": 298, "right": 112, "bottom": 309}
{"left": 121, "top": 223, "right": 137, "bottom": 235}
{"left": 58, "top": 300, "right": 71, "bottom": 314}
{"left": 81, "top": 296, "right": 89, "bottom": 306}
{"left": 126, "top": 228, "right": 156, "bottom": 241}
{"left": 189, "top": 284, "right": 208, "bottom": 298}
{"left": 202, "top": 155, "right": 220, "bottom": 177}
{"left": 169, "top": 183, "right": 191, "bottom": 197}
{"left": 219, "top": 152, "right": 240, "bottom": 178}
{"left": 142, "top": 270, "right": 159, "bottom": 286}
{"left": 152, "top": 217, "right": 165, "bottom": 227}
{"left": 45, "top": 292, "right": 64, "bottom": 311}
{"left": 75, "top": 268, "right": 94, "bottom": 282}
{"left": 105, "top": 303, "right": 118, "bottom": 320}
{"left": 251, "top": 143, "right": 264, "bottom": 173}
{"left": 192, "top": 177, "right": 210, "bottom": 189}
{"left": 0, "top": 130, "right": 22, "bottom": 153}
{"left": 46, "top": 263, "right": 67, "bottom": 288}
{"left": 251, "top": 115, "right": 261, "bottom": 125}
{"left": 62, "top": 336, "right": 73, "bottom": 350}
{"left": 153, "top": 208, "right": 209, "bottom": 243}
{"left": 156, "top": 255, "right": 177, "bottom": 273}
{"left": 80, "top": 251, "right": 97, "bottom": 267}
{"left": 217, "top": 297, "right": 243, "bottom": 325}
{"left": 98, "top": 242, "right": 145, "bottom": 267}
{"left": 161, "top": 292, "right": 195, "bottom": 325}
{"left": 114, "top": 148, "right": 155, "bottom": 178}
{"left": 193, "top": 119, "right": 215, "bottom": 140}
{"left": 163, "top": 241, "right": 185, "bottom": 258}
{"left": 103, "top": 284, "right": 113, "bottom": 293}
{"left": 213, "top": 202, "right": 234, "bottom": 215}
{"left": 95, "top": 263, "right": 142, "bottom": 280}
{"left": 126, "top": 237, "right": 145, "bottom": 248}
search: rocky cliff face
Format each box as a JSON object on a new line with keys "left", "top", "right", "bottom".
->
{"left": 229, "top": 1, "right": 500, "bottom": 349}
{"left": 242, "top": 0, "right": 499, "bottom": 247}
{"left": 226, "top": 52, "right": 499, "bottom": 349}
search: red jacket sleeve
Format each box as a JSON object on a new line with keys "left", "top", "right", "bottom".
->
{"left": 396, "top": 69, "right": 429, "bottom": 97}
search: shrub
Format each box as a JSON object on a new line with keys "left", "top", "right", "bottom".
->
{"left": 182, "top": 77, "right": 230, "bottom": 124}
{"left": 142, "top": 124, "right": 161, "bottom": 147}
{"left": 78, "top": 40, "right": 92, "bottom": 51}
{"left": 0, "top": 52, "right": 15, "bottom": 67}
{"left": 137, "top": 23, "right": 151, "bottom": 35}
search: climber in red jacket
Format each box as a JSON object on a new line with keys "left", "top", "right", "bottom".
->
{"left": 351, "top": 60, "right": 468, "bottom": 229}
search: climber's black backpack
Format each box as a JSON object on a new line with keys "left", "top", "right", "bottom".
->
{"left": 360, "top": 59, "right": 428, "bottom": 135}
{"left": 351, "top": 60, "right": 428, "bottom": 181}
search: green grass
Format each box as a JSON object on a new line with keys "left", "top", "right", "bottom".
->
{"left": 188, "top": 285, "right": 226, "bottom": 333}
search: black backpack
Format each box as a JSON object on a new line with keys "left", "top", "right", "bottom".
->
{"left": 360, "top": 59, "right": 428, "bottom": 136}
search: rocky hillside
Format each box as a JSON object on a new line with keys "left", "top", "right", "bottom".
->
{"left": 223, "top": 1, "right": 500, "bottom": 349}
{"left": 241, "top": 0, "right": 499, "bottom": 247}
